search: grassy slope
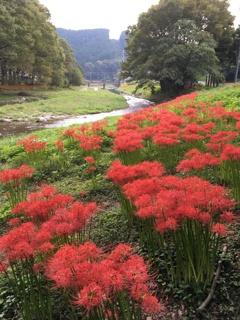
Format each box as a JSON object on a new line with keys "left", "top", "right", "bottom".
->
{"left": 0, "top": 84, "right": 239, "bottom": 319}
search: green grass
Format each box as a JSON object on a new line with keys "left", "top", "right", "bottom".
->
{"left": 0, "top": 86, "right": 128, "bottom": 121}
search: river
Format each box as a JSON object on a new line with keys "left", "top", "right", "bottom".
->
{"left": 0, "top": 95, "right": 155, "bottom": 138}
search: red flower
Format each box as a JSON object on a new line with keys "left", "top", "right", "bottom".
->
{"left": 84, "top": 156, "right": 95, "bottom": 164}
{"left": 56, "top": 222, "right": 73, "bottom": 237}
{"left": 17, "top": 135, "right": 47, "bottom": 152}
{"left": 106, "top": 160, "right": 165, "bottom": 186}
{"left": 121, "top": 255, "right": 149, "bottom": 284}
{"left": 211, "top": 223, "right": 227, "bottom": 235}
{"left": 101, "top": 269, "right": 124, "bottom": 295}
{"left": 142, "top": 294, "right": 161, "bottom": 313}
{"left": 176, "top": 149, "right": 219, "bottom": 173}
{"left": 131, "top": 283, "right": 149, "bottom": 301}
{"left": 86, "top": 166, "right": 96, "bottom": 173}
{"left": 8, "top": 217, "right": 21, "bottom": 227}
{"left": 74, "top": 282, "right": 103, "bottom": 311}
{"left": 107, "top": 243, "right": 132, "bottom": 263}
{"left": 0, "top": 165, "right": 34, "bottom": 183}
{"left": 220, "top": 211, "right": 235, "bottom": 223}
{"left": 38, "top": 242, "right": 55, "bottom": 254}
{"left": 55, "top": 139, "right": 65, "bottom": 151}
{"left": 78, "top": 242, "right": 100, "bottom": 262}
{"left": 113, "top": 129, "right": 144, "bottom": 153}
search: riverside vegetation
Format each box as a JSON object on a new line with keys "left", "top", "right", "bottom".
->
{"left": 0, "top": 86, "right": 128, "bottom": 122}
{"left": 0, "top": 83, "right": 239, "bottom": 319}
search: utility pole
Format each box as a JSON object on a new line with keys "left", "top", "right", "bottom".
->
{"left": 234, "top": 43, "right": 240, "bottom": 83}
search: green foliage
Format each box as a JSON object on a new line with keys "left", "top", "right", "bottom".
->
{"left": 57, "top": 28, "right": 126, "bottom": 82}
{"left": 121, "top": 0, "right": 235, "bottom": 96}
{"left": 0, "top": 0, "right": 83, "bottom": 87}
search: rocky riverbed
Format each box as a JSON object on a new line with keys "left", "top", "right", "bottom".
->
{"left": 0, "top": 95, "right": 155, "bottom": 137}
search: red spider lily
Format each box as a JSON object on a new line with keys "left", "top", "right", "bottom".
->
{"left": 106, "top": 160, "right": 165, "bottom": 186}
{"left": 74, "top": 134, "right": 103, "bottom": 151}
{"left": 150, "top": 109, "right": 184, "bottom": 127}
{"left": 182, "top": 122, "right": 204, "bottom": 134}
{"left": 0, "top": 165, "right": 34, "bottom": 183}
{"left": 0, "top": 222, "right": 37, "bottom": 262}
{"left": 153, "top": 132, "right": 181, "bottom": 147}
{"left": 61, "top": 128, "right": 76, "bottom": 137}
{"left": 123, "top": 175, "right": 234, "bottom": 228}
{"left": 91, "top": 120, "right": 108, "bottom": 132}
{"left": 77, "top": 242, "right": 100, "bottom": 262}
{"left": 181, "top": 133, "right": 205, "bottom": 142}
{"left": 84, "top": 156, "right": 95, "bottom": 164}
{"left": 0, "top": 223, "right": 54, "bottom": 261}
{"left": 120, "top": 255, "right": 149, "bottom": 283}
{"left": 209, "top": 131, "right": 238, "bottom": 144}
{"left": 8, "top": 217, "right": 21, "bottom": 227}
{"left": 176, "top": 149, "right": 220, "bottom": 172}
{"left": 107, "top": 243, "right": 132, "bottom": 263}
{"left": 201, "top": 122, "right": 216, "bottom": 133}
{"left": 211, "top": 223, "right": 227, "bottom": 235}
{"left": 181, "top": 107, "right": 198, "bottom": 120}
{"left": 86, "top": 166, "right": 96, "bottom": 173}
{"left": 130, "top": 283, "right": 149, "bottom": 301}
{"left": 101, "top": 269, "right": 124, "bottom": 295}
{"left": 113, "top": 129, "right": 144, "bottom": 153}
{"left": 207, "top": 103, "right": 233, "bottom": 120}
{"left": 12, "top": 186, "right": 74, "bottom": 222}
{"left": 45, "top": 242, "right": 162, "bottom": 317}
{"left": 55, "top": 139, "right": 65, "bottom": 151}
{"left": 17, "top": 135, "right": 47, "bottom": 152}
{"left": 220, "top": 211, "right": 235, "bottom": 223}
{"left": 142, "top": 295, "right": 163, "bottom": 313}
{"left": 74, "top": 282, "right": 104, "bottom": 312}
{"left": 220, "top": 144, "right": 240, "bottom": 161}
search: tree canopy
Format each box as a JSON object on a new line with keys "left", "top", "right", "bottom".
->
{"left": 0, "top": 0, "right": 84, "bottom": 86}
{"left": 121, "top": 0, "right": 235, "bottom": 96}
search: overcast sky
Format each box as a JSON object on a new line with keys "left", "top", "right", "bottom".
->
{"left": 39, "top": 0, "right": 240, "bottom": 39}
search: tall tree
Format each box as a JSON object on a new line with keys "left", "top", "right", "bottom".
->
{"left": 0, "top": 0, "right": 80, "bottom": 86}
{"left": 121, "top": 0, "right": 235, "bottom": 96}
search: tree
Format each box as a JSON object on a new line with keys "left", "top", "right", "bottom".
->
{"left": 57, "top": 28, "right": 125, "bottom": 82}
{"left": 0, "top": 0, "right": 80, "bottom": 86}
{"left": 121, "top": 0, "right": 235, "bottom": 96}
{"left": 59, "top": 38, "right": 84, "bottom": 86}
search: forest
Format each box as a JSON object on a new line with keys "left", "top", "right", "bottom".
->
{"left": 0, "top": 0, "right": 84, "bottom": 87}
{"left": 57, "top": 28, "right": 126, "bottom": 83}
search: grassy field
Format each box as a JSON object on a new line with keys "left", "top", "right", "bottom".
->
{"left": 0, "top": 85, "right": 128, "bottom": 121}
{"left": 0, "top": 84, "right": 239, "bottom": 319}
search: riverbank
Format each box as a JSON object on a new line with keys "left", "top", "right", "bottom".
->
{"left": 0, "top": 93, "right": 154, "bottom": 137}
{"left": 0, "top": 85, "right": 128, "bottom": 122}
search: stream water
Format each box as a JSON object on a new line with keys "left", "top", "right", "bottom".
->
{"left": 0, "top": 94, "right": 155, "bottom": 138}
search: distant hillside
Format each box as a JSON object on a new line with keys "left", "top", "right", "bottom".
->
{"left": 56, "top": 28, "right": 126, "bottom": 82}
